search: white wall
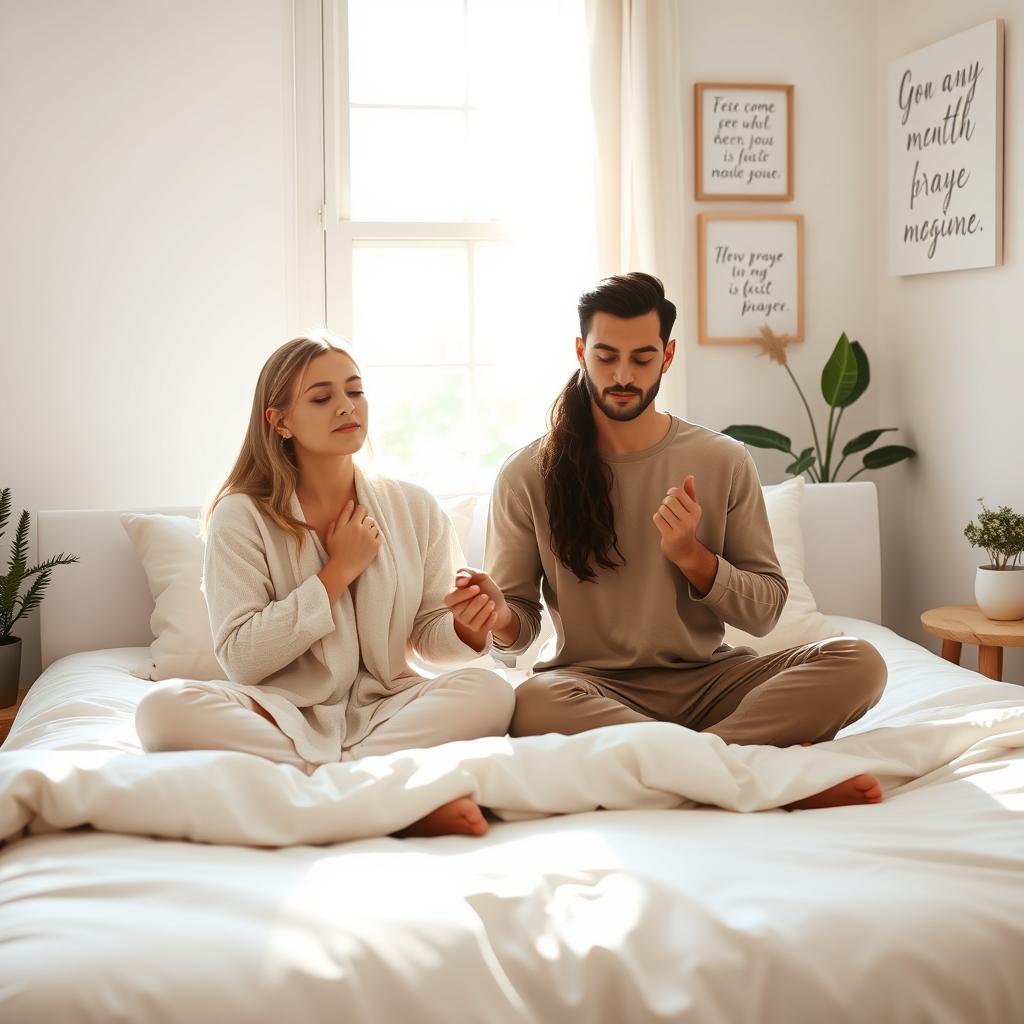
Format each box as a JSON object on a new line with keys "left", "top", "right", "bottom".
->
{"left": 676, "top": 0, "right": 881, "bottom": 489}
{"left": 874, "top": 1, "right": 1024, "bottom": 680}
{"left": 0, "top": 0, "right": 302, "bottom": 685}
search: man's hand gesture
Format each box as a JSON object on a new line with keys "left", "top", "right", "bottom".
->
{"left": 653, "top": 475, "right": 718, "bottom": 596}
{"left": 653, "top": 474, "right": 702, "bottom": 567}
{"left": 443, "top": 568, "right": 516, "bottom": 651}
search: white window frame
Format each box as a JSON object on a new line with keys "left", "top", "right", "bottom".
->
{"left": 287, "top": 0, "right": 329, "bottom": 332}
{"left": 320, "top": 0, "right": 516, "bottom": 341}
{"left": 290, "top": 0, "right": 596, "bottom": 494}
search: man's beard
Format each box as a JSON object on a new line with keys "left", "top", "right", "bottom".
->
{"left": 581, "top": 366, "right": 663, "bottom": 422}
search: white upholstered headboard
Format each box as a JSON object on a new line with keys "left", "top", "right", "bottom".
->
{"left": 37, "top": 482, "right": 881, "bottom": 669}
{"left": 798, "top": 482, "right": 881, "bottom": 625}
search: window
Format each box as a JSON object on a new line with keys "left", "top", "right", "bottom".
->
{"left": 322, "top": 0, "right": 597, "bottom": 493}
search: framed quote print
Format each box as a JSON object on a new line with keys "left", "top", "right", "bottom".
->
{"left": 697, "top": 213, "right": 804, "bottom": 345}
{"left": 887, "top": 19, "right": 1004, "bottom": 276}
{"left": 695, "top": 83, "right": 794, "bottom": 200}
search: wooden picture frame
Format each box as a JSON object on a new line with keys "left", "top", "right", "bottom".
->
{"left": 697, "top": 213, "right": 805, "bottom": 345}
{"left": 695, "top": 83, "right": 794, "bottom": 201}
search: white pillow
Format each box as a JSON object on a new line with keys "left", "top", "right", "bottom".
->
{"left": 722, "top": 476, "right": 841, "bottom": 656}
{"left": 120, "top": 512, "right": 224, "bottom": 682}
{"left": 439, "top": 494, "right": 477, "bottom": 561}
{"left": 121, "top": 496, "right": 483, "bottom": 683}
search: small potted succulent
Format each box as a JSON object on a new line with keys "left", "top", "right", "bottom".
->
{"left": 1, "top": 488, "right": 79, "bottom": 707}
{"left": 964, "top": 499, "right": 1024, "bottom": 621}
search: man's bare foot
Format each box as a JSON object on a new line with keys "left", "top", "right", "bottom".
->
{"left": 396, "top": 797, "right": 488, "bottom": 838}
{"left": 784, "top": 773, "right": 883, "bottom": 811}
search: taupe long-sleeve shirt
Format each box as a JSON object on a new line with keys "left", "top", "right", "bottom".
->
{"left": 485, "top": 416, "right": 788, "bottom": 673}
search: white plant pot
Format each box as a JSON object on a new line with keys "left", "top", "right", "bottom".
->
{"left": 974, "top": 565, "right": 1024, "bottom": 621}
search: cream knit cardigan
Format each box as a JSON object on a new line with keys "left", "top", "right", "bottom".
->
{"left": 202, "top": 470, "right": 490, "bottom": 764}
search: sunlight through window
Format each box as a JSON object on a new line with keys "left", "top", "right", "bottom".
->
{"left": 328, "top": 0, "right": 597, "bottom": 493}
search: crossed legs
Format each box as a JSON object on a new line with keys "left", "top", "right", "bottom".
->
{"left": 511, "top": 637, "right": 888, "bottom": 809}
{"left": 135, "top": 668, "right": 514, "bottom": 836}
{"left": 511, "top": 637, "right": 887, "bottom": 746}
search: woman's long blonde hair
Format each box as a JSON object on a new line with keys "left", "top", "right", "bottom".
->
{"left": 203, "top": 331, "right": 359, "bottom": 549}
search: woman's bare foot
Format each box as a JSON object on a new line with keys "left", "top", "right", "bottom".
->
{"left": 785, "top": 773, "right": 882, "bottom": 811}
{"left": 396, "top": 797, "right": 488, "bottom": 838}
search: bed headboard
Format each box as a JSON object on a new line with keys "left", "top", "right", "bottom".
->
{"left": 37, "top": 482, "right": 881, "bottom": 669}
{"left": 38, "top": 506, "right": 199, "bottom": 670}
{"left": 799, "top": 482, "right": 881, "bottom": 625}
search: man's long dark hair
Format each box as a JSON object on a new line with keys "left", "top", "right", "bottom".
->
{"left": 537, "top": 273, "right": 676, "bottom": 582}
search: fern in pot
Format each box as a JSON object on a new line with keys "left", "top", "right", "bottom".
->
{"left": 964, "top": 499, "right": 1024, "bottom": 621}
{"left": 0, "top": 488, "right": 79, "bottom": 707}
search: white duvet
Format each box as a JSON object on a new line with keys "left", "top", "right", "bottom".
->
{"left": 2, "top": 619, "right": 1023, "bottom": 1023}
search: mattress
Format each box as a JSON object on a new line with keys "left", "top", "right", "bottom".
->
{"left": 1, "top": 620, "right": 1022, "bottom": 1023}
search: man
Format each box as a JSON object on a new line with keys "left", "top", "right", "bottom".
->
{"left": 446, "top": 273, "right": 887, "bottom": 803}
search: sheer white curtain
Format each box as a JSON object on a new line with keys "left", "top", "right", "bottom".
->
{"left": 584, "top": 0, "right": 687, "bottom": 413}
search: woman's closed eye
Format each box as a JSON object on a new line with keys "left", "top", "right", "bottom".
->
{"left": 313, "top": 391, "right": 364, "bottom": 403}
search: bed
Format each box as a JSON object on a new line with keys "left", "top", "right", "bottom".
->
{"left": 1, "top": 483, "right": 1022, "bottom": 1023}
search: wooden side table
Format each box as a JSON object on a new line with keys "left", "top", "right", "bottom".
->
{"left": 921, "top": 604, "right": 1024, "bottom": 681}
{"left": 0, "top": 689, "right": 28, "bottom": 746}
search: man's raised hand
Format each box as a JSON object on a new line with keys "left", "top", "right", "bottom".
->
{"left": 652, "top": 474, "right": 702, "bottom": 566}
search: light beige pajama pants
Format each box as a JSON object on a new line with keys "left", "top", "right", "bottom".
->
{"left": 510, "top": 636, "right": 887, "bottom": 747}
{"left": 135, "top": 668, "right": 514, "bottom": 773}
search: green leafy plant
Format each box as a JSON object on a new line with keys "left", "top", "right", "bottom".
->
{"left": 0, "top": 488, "right": 79, "bottom": 643}
{"left": 722, "top": 328, "right": 916, "bottom": 482}
{"left": 964, "top": 499, "right": 1024, "bottom": 570}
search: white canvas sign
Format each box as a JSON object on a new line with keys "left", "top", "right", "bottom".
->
{"left": 698, "top": 215, "right": 804, "bottom": 345}
{"left": 887, "top": 19, "right": 1004, "bottom": 276}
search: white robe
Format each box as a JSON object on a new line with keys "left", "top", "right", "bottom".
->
{"left": 202, "top": 469, "right": 490, "bottom": 764}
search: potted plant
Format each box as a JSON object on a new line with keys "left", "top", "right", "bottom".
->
{"left": 721, "top": 328, "right": 916, "bottom": 481}
{"left": 964, "top": 499, "right": 1024, "bottom": 621}
{"left": 1, "top": 488, "right": 79, "bottom": 707}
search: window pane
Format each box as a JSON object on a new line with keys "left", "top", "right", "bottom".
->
{"left": 350, "top": 109, "right": 466, "bottom": 221}
{"left": 349, "top": 0, "right": 465, "bottom": 107}
{"left": 363, "top": 366, "right": 470, "bottom": 493}
{"left": 328, "top": 0, "right": 598, "bottom": 494}
{"left": 474, "top": 365, "right": 568, "bottom": 478}
{"left": 353, "top": 246, "right": 469, "bottom": 365}
{"left": 473, "top": 242, "right": 587, "bottom": 367}
{"left": 466, "top": 109, "right": 522, "bottom": 223}
{"left": 467, "top": 0, "right": 557, "bottom": 110}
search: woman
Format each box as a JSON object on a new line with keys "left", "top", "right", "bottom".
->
{"left": 135, "top": 332, "right": 514, "bottom": 838}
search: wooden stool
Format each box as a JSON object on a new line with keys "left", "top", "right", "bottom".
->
{"left": 920, "top": 604, "right": 1024, "bottom": 682}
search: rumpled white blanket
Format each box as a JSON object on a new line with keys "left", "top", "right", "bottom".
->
{"left": 4, "top": 697, "right": 1023, "bottom": 846}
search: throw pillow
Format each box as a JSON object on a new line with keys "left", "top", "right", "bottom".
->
{"left": 120, "top": 512, "right": 223, "bottom": 681}
{"left": 722, "top": 476, "right": 841, "bottom": 656}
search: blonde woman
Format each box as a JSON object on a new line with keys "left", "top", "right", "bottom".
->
{"left": 135, "top": 332, "right": 514, "bottom": 838}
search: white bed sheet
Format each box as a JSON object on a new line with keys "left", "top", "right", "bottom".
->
{"left": 1, "top": 622, "right": 1023, "bottom": 1023}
